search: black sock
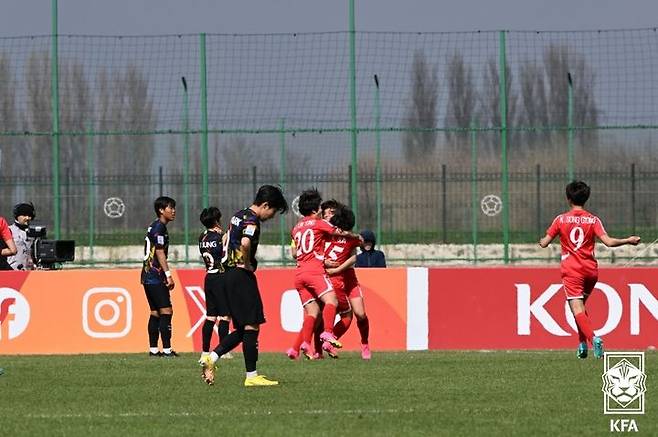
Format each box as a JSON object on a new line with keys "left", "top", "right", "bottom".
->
{"left": 148, "top": 315, "right": 159, "bottom": 348}
{"left": 242, "top": 330, "right": 259, "bottom": 373}
{"left": 159, "top": 313, "right": 172, "bottom": 349}
{"left": 217, "top": 319, "right": 230, "bottom": 343}
{"left": 202, "top": 319, "right": 215, "bottom": 353}
{"left": 213, "top": 327, "right": 244, "bottom": 357}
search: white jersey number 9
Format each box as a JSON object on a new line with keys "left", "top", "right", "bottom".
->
{"left": 569, "top": 226, "right": 585, "bottom": 251}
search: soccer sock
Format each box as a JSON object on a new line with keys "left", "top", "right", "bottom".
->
{"left": 292, "top": 315, "right": 316, "bottom": 350}
{"left": 574, "top": 312, "right": 594, "bottom": 344}
{"left": 202, "top": 319, "right": 215, "bottom": 353}
{"left": 313, "top": 320, "right": 323, "bottom": 354}
{"left": 217, "top": 319, "right": 230, "bottom": 342}
{"left": 148, "top": 315, "right": 160, "bottom": 348}
{"left": 211, "top": 328, "right": 244, "bottom": 362}
{"left": 357, "top": 316, "right": 370, "bottom": 344}
{"left": 322, "top": 303, "right": 337, "bottom": 333}
{"left": 333, "top": 316, "right": 352, "bottom": 339}
{"left": 577, "top": 311, "right": 589, "bottom": 343}
{"left": 242, "top": 330, "right": 259, "bottom": 374}
{"left": 158, "top": 313, "right": 172, "bottom": 349}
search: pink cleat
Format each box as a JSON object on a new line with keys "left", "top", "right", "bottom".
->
{"left": 361, "top": 343, "right": 371, "bottom": 360}
{"left": 312, "top": 352, "right": 324, "bottom": 360}
{"left": 286, "top": 348, "right": 299, "bottom": 360}
{"left": 319, "top": 331, "right": 342, "bottom": 349}
{"left": 300, "top": 342, "right": 313, "bottom": 360}
{"left": 322, "top": 341, "right": 339, "bottom": 359}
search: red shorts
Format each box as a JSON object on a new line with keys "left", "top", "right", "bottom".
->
{"left": 330, "top": 271, "right": 362, "bottom": 314}
{"left": 294, "top": 270, "right": 333, "bottom": 306}
{"left": 562, "top": 274, "right": 598, "bottom": 300}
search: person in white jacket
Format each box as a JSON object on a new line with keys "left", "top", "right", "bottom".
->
{"left": 8, "top": 202, "right": 35, "bottom": 270}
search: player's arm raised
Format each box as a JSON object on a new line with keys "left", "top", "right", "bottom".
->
{"left": 598, "top": 234, "right": 641, "bottom": 247}
{"left": 155, "top": 248, "right": 175, "bottom": 290}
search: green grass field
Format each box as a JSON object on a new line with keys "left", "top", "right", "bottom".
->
{"left": 0, "top": 351, "right": 654, "bottom": 436}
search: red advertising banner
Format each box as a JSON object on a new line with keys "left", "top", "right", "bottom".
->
{"left": 428, "top": 268, "right": 658, "bottom": 350}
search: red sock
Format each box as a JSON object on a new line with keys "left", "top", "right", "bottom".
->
{"left": 322, "top": 303, "right": 337, "bottom": 333}
{"left": 357, "top": 316, "right": 370, "bottom": 344}
{"left": 313, "top": 319, "right": 323, "bottom": 354}
{"left": 333, "top": 316, "right": 352, "bottom": 339}
{"left": 577, "top": 311, "right": 589, "bottom": 343}
{"left": 292, "top": 315, "right": 316, "bottom": 350}
{"left": 574, "top": 312, "right": 594, "bottom": 344}
{"left": 301, "top": 314, "right": 317, "bottom": 344}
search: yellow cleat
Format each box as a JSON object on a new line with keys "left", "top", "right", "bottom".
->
{"left": 244, "top": 375, "right": 279, "bottom": 387}
{"left": 200, "top": 355, "right": 216, "bottom": 386}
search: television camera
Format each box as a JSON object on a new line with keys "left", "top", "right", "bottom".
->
{"left": 27, "top": 225, "right": 75, "bottom": 270}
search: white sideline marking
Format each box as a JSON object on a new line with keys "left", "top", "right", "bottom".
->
{"left": 406, "top": 267, "right": 429, "bottom": 350}
{"left": 24, "top": 408, "right": 418, "bottom": 419}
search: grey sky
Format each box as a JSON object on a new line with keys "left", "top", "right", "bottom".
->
{"left": 1, "top": 0, "right": 657, "bottom": 36}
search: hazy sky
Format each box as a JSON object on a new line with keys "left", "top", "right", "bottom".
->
{"left": 0, "top": 0, "right": 657, "bottom": 36}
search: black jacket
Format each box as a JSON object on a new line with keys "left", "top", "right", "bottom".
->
{"left": 355, "top": 229, "right": 386, "bottom": 268}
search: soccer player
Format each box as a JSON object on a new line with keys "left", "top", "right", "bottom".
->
{"left": 0, "top": 213, "right": 17, "bottom": 270}
{"left": 198, "top": 207, "right": 232, "bottom": 363}
{"left": 141, "top": 196, "right": 178, "bottom": 358}
{"left": 324, "top": 206, "right": 371, "bottom": 360}
{"left": 539, "top": 181, "right": 640, "bottom": 359}
{"left": 200, "top": 185, "right": 288, "bottom": 387}
{"left": 286, "top": 189, "right": 362, "bottom": 360}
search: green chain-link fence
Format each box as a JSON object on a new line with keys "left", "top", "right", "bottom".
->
{"left": 2, "top": 20, "right": 658, "bottom": 265}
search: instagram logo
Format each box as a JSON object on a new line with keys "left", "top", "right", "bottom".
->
{"left": 0, "top": 287, "right": 30, "bottom": 340}
{"left": 82, "top": 288, "right": 132, "bottom": 338}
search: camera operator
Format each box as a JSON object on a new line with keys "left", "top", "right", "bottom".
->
{"left": 7, "top": 203, "right": 35, "bottom": 271}
{"left": 0, "top": 211, "right": 17, "bottom": 270}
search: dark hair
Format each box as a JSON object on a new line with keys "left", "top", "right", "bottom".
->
{"left": 329, "top": 206, "right": 355, "bottom": 231}
{"left": 298, "top": 188, "right": 323, "bottom": 216}
{"left": 253, "top": 185, "right": 288, "bottom": 214}
{"left": 565, "top": 181, "right": 590, "bottom": 206}
{"left": 154, "top": 196, "right": 176, "bottom": 216}
{"left": 200, "top": 206, "right": 222, "bottom": 229}
{"left": 13, "top": 202, "right": 35, "bottom": 219}
{"left": 321, "top": 199, "right": 343, "bottom": 213}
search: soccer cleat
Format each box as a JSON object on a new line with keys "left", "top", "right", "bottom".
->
{"left": 322, "top": 341, "right": 339, "bottom": 359}
{"left": 319, "top": 331, "right": 342, "bottom": 349}
{"left": 286, "top": 348, "right": 299, "bottom": 360}
{"left": 200, "top": 355, "right": 216, "bottom": 385}
{"left": 593, "top": 336, "right": 604, "bottom": 359}
{"left": 577, "top": 342, "right": 588, "bottom": 359}
{"left": 244, "top": 375, "right": 279, "bottom": 387}
{"left": 162, "top": 350, "right": 179, "bottom": 358}
{"left": 220, "top": 352, "right": 233, "bottom": 360}
{"left": 312, "top": 352, "right": 324, "bottom": 360}
{"left": 300, "top": 342, "right": 313, "bottom": 360}
{"left": 361, "top": 343, "right": 372, "bottom": 360}
{"left": 149, "top": 351, "right": 162, "bottom": 357}
{"left": 0, "top": 367, "right": 4, "bottom": 376}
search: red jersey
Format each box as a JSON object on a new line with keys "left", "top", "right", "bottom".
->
{"left": 546, "top": 209, "right": 607, "bottom": 277}
{"left": 325, "top": 235, "right": 360, "bottom": 278}
{"left": 291, "top": 216, "right": 336, "bottom": 273}
{"left": 0, "top": 217, "right": 11, "bottom": 241}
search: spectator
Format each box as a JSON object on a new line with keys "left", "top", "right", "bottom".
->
{"left": 8, "top": 202, "right": 36, "bottom": 270}
{"left": 355, "top": 229, "right": 386, "bottom": 268}
{"left": 0, "top": 212, "right": 17, "bottom": 270}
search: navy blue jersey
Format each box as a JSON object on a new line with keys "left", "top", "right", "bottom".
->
{"left": 224, "top": 208, "right": 260, "bottom": 270}
{"left": 198, "top": 229, "right": 224, "bottom": 274}
{"left": 141, "top": 219, "right": 169, "bottom": 285}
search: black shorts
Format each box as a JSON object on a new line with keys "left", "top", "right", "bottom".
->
{"left": 224, "top": 268, "right": 265, "bottom": 327}
{"left": 204, "top": 273, "right": 230, "bottom": 317}
{"left": 143, "top": 283, "right": 172, "bottom": 311}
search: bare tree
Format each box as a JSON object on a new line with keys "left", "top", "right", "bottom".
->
{"left": 402, "top": 50, "right": 438, "bottom": 165}
{"left": 0, "top": 53, "right": 21, "bottom": 182}
{"left": 25, "top": 51, "right": 52, "bottom": 178}
{"left": 518, "top": 61, "right": 549, "bottom": 149}
{"left": 543, "top": 44, "right": 599, "bottom": 149}
{"left": 479, "top": 58, "right": 517, "bottom": 154}
{"left": 444, "top": 53, "right": 477, "bottom": 149}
